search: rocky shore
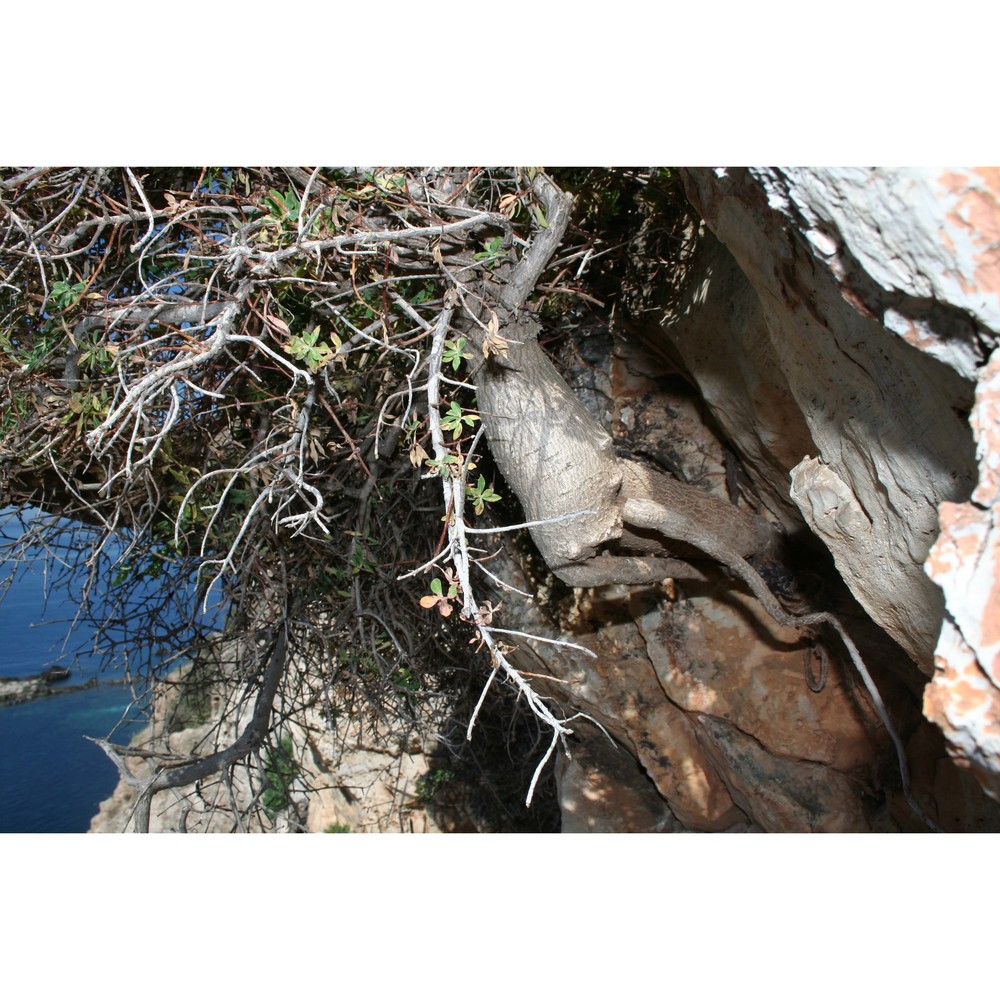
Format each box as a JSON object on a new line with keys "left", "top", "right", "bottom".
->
{"left": 0, "top": 670, "right": 96, "bottom": 707}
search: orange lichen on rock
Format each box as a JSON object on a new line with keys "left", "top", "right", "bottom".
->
{"left": 924, "top": 622, "right": 1000, "bottom": 803}
{"left": 972, "top": 350, "right": 1000, "bottom": 506}
{"left": 939, "top": 167, "right": 1000, "bottom": 298}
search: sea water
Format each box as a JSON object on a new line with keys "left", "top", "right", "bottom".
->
{"left": 0, "top": 507, "right": 213, "bottom": 833}
{"left": 0, "top": 570, "right": 149, "bottom": 832}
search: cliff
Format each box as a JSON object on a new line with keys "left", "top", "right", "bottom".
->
{"left": 90, "top": 646, "right": 486, "bottom": 833}
{"left": 535, "top": 167, "right": 1000, "bottom": 830}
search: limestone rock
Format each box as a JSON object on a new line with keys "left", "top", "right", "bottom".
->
{"left": 581, "top": 630, "right": 745, "bottom": 830}
{"left": 618, "top": 229, "right": 817, "bottom": 532}
{"left": 678, "top": 167, "right": 979, "bottom": 672}
{"left": 924, "top": 346, "right": 1000, "bottom": 801}
{"left": 635, "top": 588, "right": 879, "bottom": 773}
{"left": 90, "top": 657, "right": 446, "bottom": 833}
{"left": 555, "top": 728, "right": 677, "bottom": 833}
{"left": 578, "top": 167, "right": 1000, "bottom": 830}
{"left": 0, "top": 676, "right": 48, "bottom": 706}
{"left": 695, "top": 714, "right": 870, "bottom": 832}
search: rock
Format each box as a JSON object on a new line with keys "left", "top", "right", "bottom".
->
{"left": 0, "top": 670, "right": 92, "bottom": 706}
{"left": 695, "top": 714, "right": 870, "bottom": 832}
{"left": 575, "top": 167, "right": 1000, "bottom": 831}
{"left": 676, "top": 167, "right": 1000, "bottom": 808}
{"left": 923, "top": 346, "right": 1000, "bottom": 801}
{"left": 575, "top": 632, "right": 745, "bottom": 831}
{"left": 0, "top": 676, "right": 48, "bottom": 706}
{"left": 556, "top": 726, "right": 678, "bottom": 832}
{"left": 90, "top": 655, "right": 451, "bottom": 833}
{"left": 526, "top": 320, "right": 892, "bottom": 831}
{"left": 678, "top": 167, "right": 978, "bottom": 672}
{"left": 618, "top": 228, "right": 817, "bottom": 532}
{"left": 40, "top": 665, "right": 71, "bottom": 683}
{"left": 635, "top": 588, "right": 879, "bottom": 774}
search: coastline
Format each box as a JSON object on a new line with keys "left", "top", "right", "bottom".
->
{"left": 0, "top": 672, "right": 102, "bottom": 707}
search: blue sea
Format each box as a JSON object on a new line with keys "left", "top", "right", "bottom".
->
{"left": 0, "top": 572, "right": 147, "bottom": 832}
{"left": 0, "top": 507, "right": 213, "bottom": 833}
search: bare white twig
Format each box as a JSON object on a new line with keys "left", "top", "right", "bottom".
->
{"left": 297, "top": 166, "right": 323, "bottom": 245}
{"left": 470, "top": 555, "right": 535, "bottom": 598}
{"left": 125, "top": 167, "right": 157, "bottom": 253}
{"left": 0, "top": 198, "right": 49, "bottom": 299}
{"left": 418, "top": 289, "right": 580, "bottom": 805}
{"left": 479, "top": 627, "right": 598, "bottom": 658}
{"left": 462, "top": 509, "right": 599, "bottom": 535}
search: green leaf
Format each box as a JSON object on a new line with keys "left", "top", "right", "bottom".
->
{"left": 473, "top": 236, "right": 507, "bottom": 269}
{"left": 286, "top": 325, "right": 335, "bottom": 371}
{"left": 465, "top": 473, "right": 501, "bottom": 515}
{"left": 425, "top": 454, "right": 461, "bottom": 477}
{"left": 442, "top": 337, "right": 471, "bottom": 371}
{"left": 51, "top": 279, "right": 88, "bottom": 311}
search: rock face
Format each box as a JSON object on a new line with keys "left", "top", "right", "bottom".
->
{"left": 923, "top": 346, "right": 1000, "bottom": 801}
{"left": 499, "top": 167, "right": 1000, "bottom": 833}
{"left": 677, "top": 168, "right": 979, "bottom": 673}
{"left": 550, "top": 165, "right": 998, "bottom": 828}
{"left": 675, "top": 168, "right": 999, "bottom": 808}
{"left": 0, "top": 672, "right": 93, "bottom": 706}
{"left": 491, "top": 331, "right": 905, "bottom": 832}
{"left": 90, "top": 658, "right": 448, "bottom": 834}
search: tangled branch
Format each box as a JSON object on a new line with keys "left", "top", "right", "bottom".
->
{"left": 0, "top": 166, "right": 590, "bottom": 825}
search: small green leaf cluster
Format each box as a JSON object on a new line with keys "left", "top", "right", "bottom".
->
{"left": 258, "top": 187, "right": 343, "bottom": 247}
{"left": 442, "top": 337, "right": 471, "bottom": 371}
{"left": 63, "top": 387, "right": 110, "bottom": 436}
{"left": 465, "top": 474, "right": 501, "bottom": 516}
{"left": 337, "top": 170, "right": 407, "bottom": 200}
{"left": 440, "top": 401, "right": 478, "bottom": 440}
{"left": 474, "top": 236, "right": 508, "bottom": 269}
{"left": 0, "top": 391, "right": 30, "bottom": 439}
{"left": 425, "top": 454, "right": 462, "bottom": 477}
{"left": 5, "top": 326, "right": 63, "bottom": 371}
{"left": 77, "top": 334, "right": 118, "bottom": 374}
{"left": 347, "top": 530, "right": 377, "bottom": 575}
{"left": 261, "top": 734, "right": 298, "bottom": 814}
{"left": 393, "top": 665, "right": 421, "bottom": 692}
{"left": 264, "top": 188, "right": 302, "bottom": 223}
{"left": 414, "top": 767, "right": 455, "bottom": 804}
{"left": 419, "top": 575, "right": 459, "bottom": 617}
{"left": 286, "top": 325, "right": 342, "bottom": 371}
{"left": 50, "top": 279, "right": 89, "bottom": 312}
